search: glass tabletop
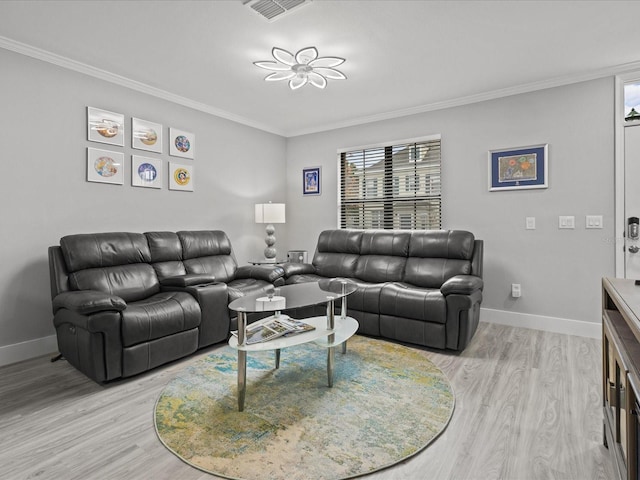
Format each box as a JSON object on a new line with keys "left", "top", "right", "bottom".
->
{"left": 228, "top": 279, "right": 357, "bottom": 313}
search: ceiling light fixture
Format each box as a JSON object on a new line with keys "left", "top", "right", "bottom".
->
{"left": 254, "top": 47, "right": 346, "bottom": 90}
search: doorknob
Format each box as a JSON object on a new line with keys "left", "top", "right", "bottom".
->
{"left": 630, "top": 245, "right": 640, "bottom": 254}
{"left": 629, "top": 217, "right": 639, "bottom": 240}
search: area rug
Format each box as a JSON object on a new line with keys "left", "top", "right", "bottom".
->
{"left": 154, "top": 335, "right": 454, "bottom": 480}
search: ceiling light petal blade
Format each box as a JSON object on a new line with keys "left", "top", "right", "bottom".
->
{"left": 265, "top": 71, "right": 297, "bottom": 81}
{"left": 272, "top": 47, "right": 296, "bottom": 66}
{"left": 307, "top": 72, "right": 327, "bottom": 89}
{"left": 254, "top": 61, "right": 291, "bottom": 71}
{"left": 295, "top": 47, "right": 318, "bottom": 64}
{"left": 309, "top": 57, "right": 345, "bottom": 68}
{"left": 313, "top": 68, "right": 347, "bottom": 80}
{"left": 289, "top": 76, "right": 308, "bottom": 90}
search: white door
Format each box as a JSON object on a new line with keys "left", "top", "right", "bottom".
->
{"left": 625, "top": 124, "right": 640, "bottom": 278}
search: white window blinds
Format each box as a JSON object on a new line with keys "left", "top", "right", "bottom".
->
{"left": 339, "top": 136, "right": 441, "bottom": 230}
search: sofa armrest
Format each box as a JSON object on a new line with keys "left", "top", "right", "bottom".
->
{"left": 235, "top": 265, "right": 285, "bottom": 283}
{"left": 281, "top": 262, "right": 316, "bottom": 277}
{"left": 160, "top": 273, "right": 216, "bottom": 287}
{"left": 52, "top": 290, "right": 127, "bottom": 315}
{"left": 441, "top": 275, "right": 484, "bottom": 295}
{"left": 162, "top": 282, "right": 230, "bottom": 347}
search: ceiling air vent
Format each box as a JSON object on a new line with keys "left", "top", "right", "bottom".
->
{"left": 243, "top": 0, "right": 312, "bottom": 22}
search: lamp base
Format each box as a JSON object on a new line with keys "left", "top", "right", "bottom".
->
{"left": 264, "top": 224, "right": 277, "bottom": 261}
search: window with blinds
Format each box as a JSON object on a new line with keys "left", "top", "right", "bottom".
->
{"left": 339, "top": 136, "right": 441, "bottom": 230}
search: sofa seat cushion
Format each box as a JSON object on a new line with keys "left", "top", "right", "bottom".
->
{"left": 344, "top": 279, "right": 385, "bottom": 313}
{"left": 227, "top": 278, "right": 273, "bottom": 302}
{"left": 379, "top": 283, "right": 446, "bottom": 324}
{"left": 121, "top": 291, "right": 200, "bottom": 347}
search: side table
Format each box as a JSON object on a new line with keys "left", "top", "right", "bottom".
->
{"left": 248, "top": 259, "right": 286, "bottom": 265}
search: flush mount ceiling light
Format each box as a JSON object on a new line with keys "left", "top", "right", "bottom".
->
{"left": 254, "top": 47, "right": 346, "bottom": 90}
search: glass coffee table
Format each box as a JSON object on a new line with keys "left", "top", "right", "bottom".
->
{"left": 228, "top": 279, "right": 358, "bottom": 411}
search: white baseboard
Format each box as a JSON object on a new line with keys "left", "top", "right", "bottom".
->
{"left": 0, "top": 310, "right": 601, "bottom": 368}
{"left": 0, "top": 335, "right": 58, "bottom": 367}
{"left": 480, "top": 307, "right": 601, "bottom": 339}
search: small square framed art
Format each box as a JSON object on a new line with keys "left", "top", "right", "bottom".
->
{"left": 303, "top": 167, "right": 321, "bottom": 195}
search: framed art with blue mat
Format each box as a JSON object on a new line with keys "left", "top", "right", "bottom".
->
{"left": 303, "top": 166, "right": 321, "bottom": 195}
{"left": 489, "top": 144, "right": 548, "bottom": 191}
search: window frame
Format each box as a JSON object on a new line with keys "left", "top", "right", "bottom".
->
{"left": 337, "top": 134, "right": 442, "bottom": 231}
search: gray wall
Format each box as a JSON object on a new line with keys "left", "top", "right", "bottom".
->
{"left": 0, "top": 45, "right": 617, "bottom": 359}
{"left": 285, "top": 77, "right": 615, "bottom": 325}
{"left": 0, "top": 49, "right": 287, "bottom": 351}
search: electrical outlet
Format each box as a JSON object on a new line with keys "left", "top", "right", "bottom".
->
{"left": 511, "top": 283, "right": 521, "bottom": 298}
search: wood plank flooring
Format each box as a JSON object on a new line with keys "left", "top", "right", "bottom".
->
{"left": 0, "top": 322, "right": 615, "bottom": 479}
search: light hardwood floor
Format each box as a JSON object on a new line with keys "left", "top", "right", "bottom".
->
{"left": 0, "top": 322, "right": 615, "bottom": 480}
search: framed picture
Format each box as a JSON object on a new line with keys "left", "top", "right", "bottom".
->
{"left": 303, "top": 167, "right": 321, "bottom": 195}
{"left": 87, "top": 107, "right": 124, "bottom": 146}
{"left": 488, "top": 144, "right": 548, "bottom": 191}
{"left": 132, "top": 155, "right": 162, "bottom": 189}
{"left": 169, "top": 128, "right": 195, "bottom": 159}
{"left": 132, "top": 118, "right": 162, "bottom": 153}
{"left": 169, "top": 162, "right": 194, "bottom": 191}
{"left": 87, "top": 148, "right": 124, "bottom": 185}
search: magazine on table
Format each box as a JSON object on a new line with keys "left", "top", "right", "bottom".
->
{"left": 231, "top": 316, "right": 316, "bottom": 344}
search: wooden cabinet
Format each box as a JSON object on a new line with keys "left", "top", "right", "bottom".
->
{"left": 602, "top": 277, "right": 640, "bottom": 480}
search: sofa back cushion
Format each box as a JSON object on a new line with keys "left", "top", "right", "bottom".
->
{"left": 313, "top": 230, "right": 363, "bottom": 278}
{"left": 69, "top": 264, "right": 160, "bottom": 302}
{"left": 178, "top": 230, "right": 237, "bottom": 282}
{"left": 403, "top": 230, "right": 475, "bottom": 288}
{"left": 60, "top": 232, "right": 160, "bottom": 301}
{"left": 145, "top": 231, "right": 186, "bottom": 279}
{"left": 60, "top": 232, "right": 151, "bottom": 272}
{"left": 355, "top": 231, "right": 410, "bottom": 282}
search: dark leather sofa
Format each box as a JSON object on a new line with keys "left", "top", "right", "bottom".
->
{"left": 282, "top": 229, "right": 484, "bottom": 351}
{"left": 48, "top": 230, "right": 284, "bottom": 382}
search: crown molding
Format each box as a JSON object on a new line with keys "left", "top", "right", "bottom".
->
{"left": 3, "top": 35, "right": 640, "bottom": 139}
{"left": 0, "top": 35, "right": 286, "bottom": 137}
{"left": 285, "top": 59, "right": 640, "bottom": 137}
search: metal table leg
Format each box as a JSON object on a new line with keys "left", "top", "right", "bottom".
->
{"left": 327, "top": 297, "right": 335, "bottom": 387}
{"left": 340, "top": 282, "right": 348, "bottom": 355}
{"left": 237, "top": 310, "right": 247, "bottom": 412}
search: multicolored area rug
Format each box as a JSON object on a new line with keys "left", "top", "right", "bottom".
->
{"left": 154, "top": 335, "right": 454, "bottom": 480}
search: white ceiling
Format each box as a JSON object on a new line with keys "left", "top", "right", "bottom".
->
{"left": 2, "top": 0, "right": 640, "bottom": 137}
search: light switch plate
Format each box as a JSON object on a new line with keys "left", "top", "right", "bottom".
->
{"left": 526, "top": 217, "right": 536, "bottom": 230}
{"left": 559, "top": 216, "right": 575, "bottom": 229}
{"left": 586, "top": 215, "right": 603, "bottom": 229}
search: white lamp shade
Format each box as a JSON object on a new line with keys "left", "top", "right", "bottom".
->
{"left": 255, "top": 203, "right": 286, "bottom": 224}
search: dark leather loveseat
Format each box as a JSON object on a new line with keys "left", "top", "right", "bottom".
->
{"left": 48, "top": 230, "right": 283, "bottom": 382}
{"left": 282, "top": 229, "right": 483, "bottom": 351}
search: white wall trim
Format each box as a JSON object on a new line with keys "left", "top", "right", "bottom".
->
{"left": 480, "top": 308, "right": 601, "bottom": 339}
{"left": 0, "top": 309, "right": 600, "bottom": 367}
{"left": 3, "top": 34, "right": 640, "bottom": 139}
{"left": 0, "top": 35, "right": 285, "bottom": 137}
{"left": 0, "top": 335, "right": 58, "bottom": 367}
{"left": 288, "top": 60, "right": 640, "bottom": 137}
{"left": 614, "top": 71, "right": 640, "bottom": 278}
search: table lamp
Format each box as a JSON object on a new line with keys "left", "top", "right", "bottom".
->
{"left": 255, "top": 202, "right": 286, "bottom": 262}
